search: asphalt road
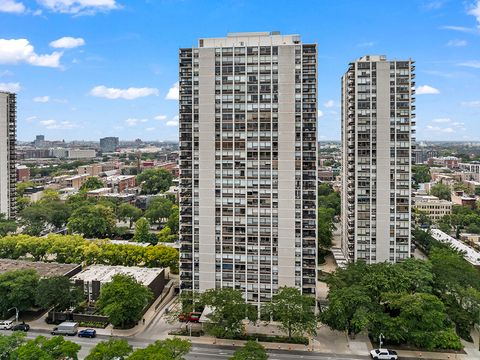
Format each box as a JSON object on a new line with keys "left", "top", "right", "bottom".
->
{"left": 0, "top": 329, "right": 370, "bottom": 360}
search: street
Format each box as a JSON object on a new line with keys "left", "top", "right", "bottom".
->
{"left": 0, "top": 329, "right": 370, "bottom": 360}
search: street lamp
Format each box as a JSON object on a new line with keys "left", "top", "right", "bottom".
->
{"left": 8, "top": 307, "right": 19, "bottom": 323}
{"left": 379, "top": 333, "right": 385, "bottom": 349}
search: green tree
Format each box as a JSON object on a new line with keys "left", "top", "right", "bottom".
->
{"left": 133, "top": 217, "right": 151, "bottom": 243}
{"left": 40, "top": 189, "right": 60, "bottom": 202}
{"left": 0, "top": 332, "right": 26, "bottom": 359}
{"left": 429, "top": 183, "right": 451, "bottom": 201}
{"left": 137, "top": 168, "right": 174, "bottom": 195}
{"left": 200, "top": 288, "right": 257, "bottom": 338}
{"left": 166, "top": 205, "right": 179, "bottom": 234}
{"left": 127, "top": 338, "right": 191, "bottom": 360}
{"left": 96, "top": 274, "right": 153, "bottom": 328}
{"left": 35, "top": 276, "right": 83, "bottom": 312}
{"left": 20, "top": 203, "right": 49, "bottom": 236}
{"left": 230, "top": 340, "right": 268, "bottom": 360}
{"left": 16, "top": 182, "right": 35, "bottom": 197}
{"left": 263, "top": 286, "right": 316, "bottom": 340}
{"left": 0, "top": 269, "right": 39, "bottom": 317}
{"left": 318, "top": 207, "right": 335, "bottom": 249}
{"left": 12, "top": 335, "right": 81, "bottom": 360}
{"left": 0, "top": 213, "right": 16, "bottom": 237}
{"left": 412, "top": 165, "right": 431, "bottom": 185}
{"left": 16, "top": 196, "right": 30, "bottom": 212}
{"left": 117, "top": 203, "right": 142, "bottom": 228}
{"left": 80, "top": 177, "right": 105, "bottom": 192}
{"left": 156, "top": 226, "right": 177, "bottom": 243}
{"left": 85, "top": 339, "right": 133, "bottom": 360}
{"left": 453, "top": 182, "right": 471, "bottom": 194}
{"left": 145, "top": 197, "right": 174, "bottom": 224}
{"left": 67, "top": 204, "right": 116, "bottom": 238}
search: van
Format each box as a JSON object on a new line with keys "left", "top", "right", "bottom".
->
{"left": 0, "top": 320, "right": 13, "bottom": 330}
{"left": 51, "top": 321, "right": 79, "bottom": 336}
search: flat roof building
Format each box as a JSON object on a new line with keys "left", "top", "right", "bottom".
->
{"left": 179, "top": 32, "right": 317, "bottom": 304}
{"left": 341, "top": 55, "right": 415, "bottom": 263}
{"left": 0, "top": 92, "right": 16, "bottom": 219}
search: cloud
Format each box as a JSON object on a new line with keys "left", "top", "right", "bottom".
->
{"left": 0, "top": 39, "right": 62, "bottom": 68}
{"left": 432, "top": 118, "right": 451, "bottom": 123}
{"left": 125, "top": 118, "right": 148, "bottom": 126}
{"left": 422, "top": 0, "right": 445, "bottom": 11}
{"left": 0, "top": 0, "right": 25, "bottom": 13}
{"left": 50, "top": 37, "right": 85, "bottom": 49}
{"left": 37, "top": 0, "right": 119, "bottom": 15}
{"left": 416, "top": 85, "right": 440, "bottom": 94}
{"left": 166, "top": 116, "right": 179, "bottom": 127}
{"left": 324, "top": 100, "right": 335, "bottom": 108}
{"left": 0, "top": 82, "right": 20, "bottom": 92}
{"left": 165, "top": 82, "right": 179, "bottom": 100}
{"left": 40, "top": 119, "right": 78, "bottom": 129}
{"left": 26, "top": 116, "right": 37, "bottom": 122}
{"left": 446, "top": 39, "right": 468, "bottom": 47}
{"left": 154, "top": 114, "right": 167, "bottom": 121}
{"left": 317, "top": 110, "right": 324, "bottom": 118}
{"left": 0, "top": 70, "right": 13, "bottom": 77}
{"left": 442, "top": 25, "right": 479, "bottom": 34}
{"left": 458, "top": 60, "right": 480, "bottom": 68}
{"left": 145, "top": 127, "right": 155, "bottom": 131}
{"left": 33, "top": 95, "right": 49, "bottom": 103}
{"left": 461, "top": 100, "right": 480, "bottom": 107}
{"left": 468, "top": 0, "right": 480, "bottom": 27}
{"left": 356, "top": 41, "right": 375, "bottom": 47}
{"left": 90, "top": 85, "right": 159, "bottom": 100}
{"left": 426, "top": 125, "right": 454, "bottom": 133}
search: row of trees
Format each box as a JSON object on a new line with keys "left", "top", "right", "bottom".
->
{"left": 170, "top": 286, "right": 316, "bottom": 341}
{"left": 0, "top": 234, "right": 179, "bottom": 272}
{"left": 0, "top": 270, "right": 82, "bottom": 318}
{"left": 317, "top": 184, "right": 340, "bottom": 262}
{"left": 0, "top": 333, "right": 192, "bottom": 360}
{"left": 16, "top": 187, "right": 178, "bottom": 240}
{"left": 320, "top": 242, "right": 480, "bottom": 349}
{"left": 0, "top": 332, "right": 268, "bottom": 360}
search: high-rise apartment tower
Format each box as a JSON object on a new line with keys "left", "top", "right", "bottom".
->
{"left": 341, "top": 55, "right": 415, "bottom": 263}
{"left": 0, "top": 92, "right": 17, "bottom": 219}
{"left": 179, "top": 32, "right": 317, "bottom": 305}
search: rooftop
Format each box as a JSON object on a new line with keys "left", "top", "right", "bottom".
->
{"left": 0, "top": 259, "right": 81, "bottom": 278}
{"left": 71, "top": 265, "right": 163, "bottom": 285}
{"left": 430, "top": 229, "right": 480, "bottom": 266}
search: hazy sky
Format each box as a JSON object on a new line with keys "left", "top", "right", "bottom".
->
{"left": 1, "top": 0, "right": 480, "bottom": 142}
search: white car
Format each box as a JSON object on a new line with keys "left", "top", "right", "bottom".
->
{"left": 0, "top": 320, "right": 13, "bottom": 330}
{"left": 370, "top": 348, "right": 398, "bottom": 360}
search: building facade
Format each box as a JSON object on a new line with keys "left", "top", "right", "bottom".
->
{"left": 413, "top": 195, "right": 452, "bottom": 223}
{"left": 100, "top": 137, "right": 119, "bottom": 153}
{"left": 179, "top": 32, "right": 317, "bottom": 305}
{"left": 0, "top": 92, "right": 16, "bottom": 219}
{"left": 341, "top": 55, "right": 415, "bottom": 263}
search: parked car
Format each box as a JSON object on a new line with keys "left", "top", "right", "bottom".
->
{"left": 51, "top": 321, "right": 79, "bottom": 336}
{"left": 0, "top": 320, "right": 13, "bottom": 330}
{"left": 370, "top": 348, "right": 398, "bottom": 360}
{"left": 12, "top": 323, "right": 30, "bottom": 332}
{"left": 178, "top": 312, "right": 202, "bottom": 323}
{"left": 78, "top": 329, "right": 96, "bottom": 338}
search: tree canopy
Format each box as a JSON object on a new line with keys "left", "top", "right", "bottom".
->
{"left": 229, "top": 340, "right": 268, "bottom": 360}
{"left": 35, "top": 276, "right": 83, "bottom": 312}
{"left": 429, "top": 183, "right": 451, "bottom": 201}
{"left": 145, "top": 197, "right": 174, "bottom": 224}
{"left": 126, "top": 338, "right": 191, "bottom": 360}
{"left": 80, "top": 177, "right": 105, "bottom": 192}
{"left": 200, "top": 288, "right": 257, "bottom": 338}
{"left": 263, "top": 286, "right": 316, "bottom": 340}
{"left": 137, "top": 168, "right": 174, "bottom": 195}
{"left": 0, "top": 269, "right": 39, "bottom": 317}
{"left": 67, "top": 204, "right": 116, "bottom": 238}
{"left": 85, "top": 339, "right": 133, "bottom": 360}
{"left": 96, "top": 274, "right": 153, "bottom": 328}
{"left": 133, "top": 217, "right": 151, "bottom": 243}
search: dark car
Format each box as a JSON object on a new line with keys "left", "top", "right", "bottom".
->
{"left": 12, "top": 323, "right": 30, "bottom": 332}
{"left": 78, "top": 329, "right": 96, "bottom": 338}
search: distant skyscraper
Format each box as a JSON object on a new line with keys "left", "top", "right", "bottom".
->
{"left": 100, "top": 137, "right": 119, "bottom": 153}
{"left": 179, "top": 32, "right": 317, "bottom": 305}
{"left": 34, "top": 134, "right": 45, "bottom": 148}
{"left": 341, "top": 55, "right": 415, "bottom": 263}
{"left": 0, "top": 92, "right": 17, "bottom": 219}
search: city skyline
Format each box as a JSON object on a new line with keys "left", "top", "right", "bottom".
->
{"left": 0, "top": 0, "right": 479, "bottom": 142}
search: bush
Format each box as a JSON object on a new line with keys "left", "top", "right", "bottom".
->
{"left": 78, "top": 321, "right": 108, "bottom": 329}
